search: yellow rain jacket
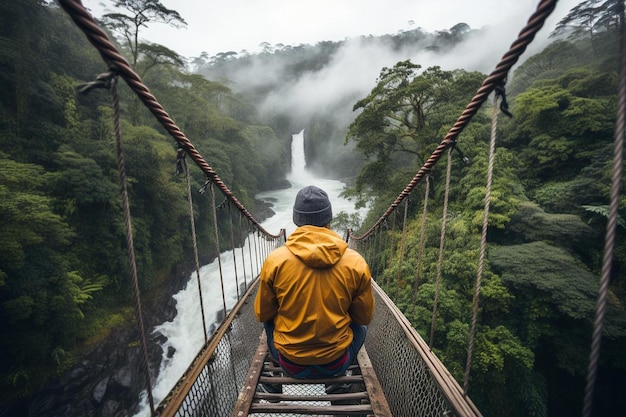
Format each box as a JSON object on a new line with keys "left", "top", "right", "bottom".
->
{"left": 255, "top": 225, "right": 374, "bottom": 365}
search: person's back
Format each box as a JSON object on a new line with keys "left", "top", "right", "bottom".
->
{"left": 255, "top": 185, "right": 374, "bottom": 380}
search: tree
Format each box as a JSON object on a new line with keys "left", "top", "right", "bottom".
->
{"left": 0, "top": 155, "right": 85, "bottom": 391}
{"left": 102, "top": 0, "right": 187, "bottom": 67}
{"left": 508, "top": 69, "right": 615, "bottom": 184}
{"left": 345, "top": 60, "right": 484, "bottom": 202}
{"left": 551, "top": 0, "right": 623, "bottom": 56}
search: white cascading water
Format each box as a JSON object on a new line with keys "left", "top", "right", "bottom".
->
{"left": 134, "top": 129, "right": 365, "bottom": 415}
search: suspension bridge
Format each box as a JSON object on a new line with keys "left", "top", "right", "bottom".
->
{"left": 55, "top": 0, "right": 625, "bottom": 416}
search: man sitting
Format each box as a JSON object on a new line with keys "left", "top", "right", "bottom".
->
{"left": 254, "top": 185, "right": 374, "bottom": 394}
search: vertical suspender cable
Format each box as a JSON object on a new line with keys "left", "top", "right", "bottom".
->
{"left": 396, "top": 199, "right": 410, "bottom": 289}
{"left": 238, "top": 214, "right": 248, "bottom": 291}
{"left": 464, "top": 95, "right": 500, "bottom": 394}
{"left": 110, "top": 76, "right": 155, "bottom": 414}
{"left": 376, "top": 224, "right": 384, "bottom": 279}
{"left": 254, "top": 231, "right": 261, "bottom": 277}
{"left": 430, "top": 148, "right": 453, "bottom": 347}
{"left": 379, "top": 222, "right": 389, "bottom": 287}
{"left": 183, "top": 158, "right": 208, "bottom": 343}
{"left": 582, "top": 2, "right": 626, "bottom": 415}
{"left": 227, "top": 203, "right": 241, "bottom": 300}
{"left": 246, "top": 229, "right": 255, "bottom": 279}
{"left": 386, "top": 212, "right": 399, "bottom": 290}
{"left": 413, "top": 175, "right": 431, "bottom": 303}
{"left": 209, "top": 183, "right": 228, "bottom": 317}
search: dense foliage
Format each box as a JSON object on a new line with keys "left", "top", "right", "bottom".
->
{"left": 1, "top": 1, "right": 625, "bottom": 416}
{"left": 0, "top": 0, "right": 287, "bottom": 402}
{"left": 344, "top": 2, "right": 626, "bottom": 416}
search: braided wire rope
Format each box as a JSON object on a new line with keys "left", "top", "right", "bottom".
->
{"left": 182, "top": 156, "right": 208, "bottom": 343}
{"left": 463, "top": 94, "right": 500, "bottom": 394}
{"left": 430, "top": 148, "right": 453, "bottom": 347}
{"left": 110, "top": 76, "right": 155, "bottom": 414}
{"left": 413, "top": 174, "right": 430, "bottom": 303}
{"left": 56, "top": 0, "right": 282, "bottom": 240}
{"left": 395, "top": 199, "right": 410, "bottom": 287}
{"left": 582, "top": 2, "right": 626, "bottom": 415}
{"left": 227, "top": 203, "right": 241, "bottom": 300}
{"left": 238, "top": 214, "right": 248, "bottom": 291}
{"left": 209, "top": 183, "right": 228, "bottom": 317}
{"left": 349, "top": 0, "right": 558, "bottom": 242}
{"left": 247, "top": 224, "right": 255, "bottom": 286}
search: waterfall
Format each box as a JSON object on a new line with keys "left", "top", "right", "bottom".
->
{"left": 291, "top": 128, "right": 306, "bottom": 174}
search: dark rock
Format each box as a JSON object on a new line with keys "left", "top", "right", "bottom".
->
{"left": 111, "top": 366, "right": 134, "bottom": 390}
{"left": 102, "top": 400, "right": 121, "bottom": 416}
{"left": 166, "top": 346, "right": 176, "bottom": 359}
{"left": 24, "top": 261, "right": 191, "bottom": 417}
{"left": 92, "top": 376, "right": 110, "bottom": 404}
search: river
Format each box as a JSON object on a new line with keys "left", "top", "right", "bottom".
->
{"left": 134, "top": 129, "right": 365, "bottom": 415}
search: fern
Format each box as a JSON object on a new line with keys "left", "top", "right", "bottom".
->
{"left": 582, "top": 204, "right": 625, "bottom": 228}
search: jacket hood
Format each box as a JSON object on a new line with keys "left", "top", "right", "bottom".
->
{"left": 286, "top": 225, "right": 347, "bottom": 268}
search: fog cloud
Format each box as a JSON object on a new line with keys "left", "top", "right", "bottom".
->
{"left": 225, "top": 12, "right": 567, "bottom": 129}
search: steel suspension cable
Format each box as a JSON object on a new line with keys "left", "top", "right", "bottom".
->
{"left": 238, "top": 213, "right": 248, "bottom": 291}
{"left": 110, "top": 75, "right": 155, "bottom": 414}
{"left": 463, "top": 95, "right": 500, "bottom": 394}
{"left": 247, "top": 226, "right": 255, "bottom": 284}
{"left": 209, "top": 183, "right": 228, "bottom": 317}
{"left": 182, "top": 156, "right": 208, "bottom": 343}
{"left": 413, "top": 175, "right": 431, "bottom": 303}
{"left": 376, "top": 223, "right": 385, "bottom": 276}
{"left": 227, "top": 203, "right": 241, "bottom": 300}
{"left": 430, "top": 148, "right": 453, "bottom": 347}
{"left": 396, "top": 199, "right": 410, "bottom": 289}
{"left": 349, "top": 0, "right": 558, "bottom": 242}
{"left": 582, "top": 2, "right": 626, "bottom": 415}
{"left": 254, "top": 231, "right": 261, "bottom": 277}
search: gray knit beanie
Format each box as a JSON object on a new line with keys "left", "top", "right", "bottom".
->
{"left": 293, "top": 185, "right": 332, "bottom": 227}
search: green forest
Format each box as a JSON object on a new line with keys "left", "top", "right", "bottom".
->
{"left": 1, "top": 1, "right": 625, "bottom": 417}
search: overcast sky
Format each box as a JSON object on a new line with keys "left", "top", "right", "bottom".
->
{"left": 82, "top": 0, "right": 581, "bottom": 59}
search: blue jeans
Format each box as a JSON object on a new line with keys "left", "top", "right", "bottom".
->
{"left": 263, "top": 320, "right": 367, "bottom": 378}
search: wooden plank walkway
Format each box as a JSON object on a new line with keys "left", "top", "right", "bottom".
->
{"left": 232, "top": 334, "right": 392, "bottom": 416}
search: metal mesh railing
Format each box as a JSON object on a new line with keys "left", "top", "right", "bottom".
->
{"left": 156, "top": 277, "right": 481, "bottom": 417}
{"left": 155, "top": 281, "right": 264, "bottom": 417}
{"left": 366, "top": 282, "right": 481, "bottom": 417}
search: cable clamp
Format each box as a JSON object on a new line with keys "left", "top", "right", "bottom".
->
{"left": 78, "top": 69, "right": 118, "bottom": 94}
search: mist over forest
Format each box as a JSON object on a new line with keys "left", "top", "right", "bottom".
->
{"left": 1, "top": 1, "right": 625, "bottom": 417}
{"left": 190, "top": 16, "right": 564, "bottom": 179}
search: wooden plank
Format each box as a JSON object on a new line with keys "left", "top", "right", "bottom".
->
{"left": 230, "top": 334, "right": 268, "bottom": 417}
{"left": 357, "top": 348, "right": 393, "bottom": 417}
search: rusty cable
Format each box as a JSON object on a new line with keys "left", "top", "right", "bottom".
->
{"left": 110, "top": 75, "right": 156, "bottom": 414}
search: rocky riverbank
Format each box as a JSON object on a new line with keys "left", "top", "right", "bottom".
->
{"left": 14, "top": 260, "right": 201, "bottom": 417}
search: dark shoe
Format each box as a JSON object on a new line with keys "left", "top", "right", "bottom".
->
{"left": 258, "top": 382, "right": 283, "bottom": 394}
{"left": 257, "top": 383, "right": 282, "bottom": 403}
{"left": 257, "top": 371, "right": 282, "bottom": 403}
{"left": 325, "top": 383, "right": 352, "bottom": 395}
